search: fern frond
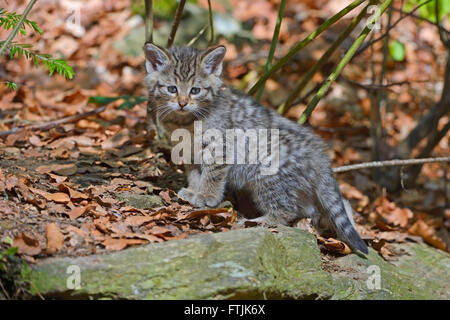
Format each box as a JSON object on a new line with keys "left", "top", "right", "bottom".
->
{"left": 0, "top": 9, "right": 42, "bottom": 35}
{"left": 1, "top": 41, "right": 74, "bottom": 79}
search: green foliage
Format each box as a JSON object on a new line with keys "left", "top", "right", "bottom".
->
{"left": 0, "top": 237, "right": 17, "bottom": 272}
{"left": 131, "top": 0, "right": 198, "bottom": 19}
{"left": 0, "top": 237, "right": 32, "bottom": 298}
{"left": 1, "top": 41, "right": 74, "bottom": 79}
{"left": 404, "top": 0, "right": 450, "bottom": 22}
{"left": 389, "top": 39, "right": 406, "bottom": 61}
{"left": 0, "top": 8, "right": 42, "bottom": 35}
{"left": 89, "top": 95, "right": 147, "bottom": 109}
{"left": 5, "top": 81, "right": 17, "bottom": 90}
{"left": 1, "top": 7, "right": 74, "bottom": 89}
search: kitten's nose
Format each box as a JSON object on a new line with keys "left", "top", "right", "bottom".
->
{"left": 178, "top": 100, "right": 187, "bottom": 109}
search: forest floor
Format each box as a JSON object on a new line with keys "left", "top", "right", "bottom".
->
{"left": 0, "top": 0, "right": 449, "bottom": 276}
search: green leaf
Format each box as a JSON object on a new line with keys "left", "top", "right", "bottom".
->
{"left": 3, "top": 247, "right": 18, "bottom": 256}
{"left": 5, "top": 81, "right": 18, "bottom": 90}
{"left": 89, "top": 95, "right": 147, "bottom": 109}
{"left": 88, "top": 96, "right": 123, "bottom": 105}
{"left": 389, "top": 39, "right": 406, "bottom": 62}
{"left": 3, "top": 236, "right": 14, "bottom": 245}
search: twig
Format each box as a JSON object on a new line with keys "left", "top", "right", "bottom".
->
{"left": 187, "top": 24, "right": 208, "bottom": 47}
{"left": 247, "top": 0, "right": 366, "bottom": 96}
{"left": 278, "top": 3, "right": 369, "bottom": 115}
{"left": 390, "top": 7, "right": 450, "bottom": 35}
{"left": 167, "top": 0, "right": 187, "bottom": 48}
{"left": 333, "top": 157, "right": 450, "bottom": 173}
{"left": 403, "top": 121, "right": 450, "bottom": 186}
{"left": 256, "top": 0, "right": 286, "bottom": 101}
{"left": 0, "top": 105, "right": 106, "bottom": 137}
{"left": 353, "top": 0, "right": 433, "bottom": 58}
{"left": 339, "top": 76, "right": 429, "bottom": 89}
{"left": 298, "top": 0, "right": 394, "bottom": 124}
{"left": 144, "top": 0, "right": 153, "bottom": 43}
{"left": 207, "top": 0, "right": 214, "bottom": 46}
{"left": 435, "top": 0, "right": 449, "bottom": 45}
{"left": 0, "top": 0, "right": 38, "bottom": 57}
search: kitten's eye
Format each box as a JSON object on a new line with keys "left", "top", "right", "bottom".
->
{"left": 167, "top": 86, "right": 178, "bottom": 94}
{"left": 190, "top": 87, "right": 201, "bottom": 95}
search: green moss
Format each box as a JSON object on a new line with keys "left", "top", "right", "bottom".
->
{"left": 31, "top": 227, "right": 450, "bottom": 300}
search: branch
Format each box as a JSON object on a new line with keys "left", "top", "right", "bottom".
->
{"left": 390, "top": 7, "right": 450, "bottom": 36}
{"left": 247, "top": 0, "right": 367, "bottom": 96}
{"left": 0, "top": 0, "right": 38, "bottom": 57}
{"left": 333, "top": 157, "right": 450, "bottom": 173}
{"left": 256, "top": 0, "right": 286, "bottom": 101}
{"left": 353, "top": 0, "right": 434, "bottom": 58}
{"left": 144, "top": 0, "right": 153, "bottom": 43}
{"left": 167, "top": 0, "right": 187, "bottom": 48}
{"left": 278, "top": 3, "right": 369, "bottom": 115}
{"left": 298, "top": 0, "right": 394, "bottom": 124}
{"left": 207, "top": 0, "right": 214, "bottom": 46}
{"left": 0, "top": 105, "right": 106, "bottom": 137}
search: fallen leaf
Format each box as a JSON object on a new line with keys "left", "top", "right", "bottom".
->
{"left": 102, "top": 238, "right": 147, "bottom": 251}
{"left": 408, "top": 220, "right": 447, "bottom": 251}
{"left": 124, "top": 215, "right": 154, "bottom": 226}
{"left": 318, "top": 236, "right": 352, "bottom": 255}
{"left": 46, "top": 223, "right": 64, "bottom": 254}
{"left": 13, "top": 233, "right": 41, "bottom": 256}
{"left": 68, "top": 205, "right": 92, "bottom": 220}
{"left": 30, "top": 187, "right": 71, "bottom": 204}
{"left": 36, "top": 163, "right": 77, "bottom": 176}
{"left": 58, "top": 183, "right": 89, "bottom": 200}
{"left": 101, "top": 128, "right": 130, "bottom": 150}
{"left": 185, "top": 208, "right": 229, "bottom": 219}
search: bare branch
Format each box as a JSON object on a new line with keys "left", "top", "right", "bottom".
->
{"left": 333, "top": 157, "right": 450, "bottom": 173}
{"left": 167, "top": 0, "right": 187, "bottom": 48}
{"left": 0, "top": 105, "right": 107, "bottom": 137}
{"left": 144, "top": 0, "right": 154, "bottom": 43}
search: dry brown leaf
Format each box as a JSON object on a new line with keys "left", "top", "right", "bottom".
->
{"left": 29, "top": 135, "right": 44, "bottom": 147}
{"left": 101, "top": 128, "right": 130, "bottom": 150}
{"left": 30, "top": 187, "right": 71, "bottom": 204}
{"left": 374, "top": 196, "right": 413, "bottom": 228}
{"left": 159, "top": 190, "right": 172, "bottom": 203}
{"left": 48, "top": 173, "right": 68, "bottom": 183}
{"left": 68, "top": 206, "right": 92, "bottom": 220}
{"left": 185, "top": 208, "right": 229, "bottom": 219}
{"left": 124, "top": 215, "right": 154, "bottom": 226}
{"left": 36, "top": 163, "right": 77, "bottom": 176}
{"left": 46, "top": 223, "right": 64, "bottom": 254}
{"left": 408, "top": 220, "right": 447, "bottom": 251}
{"left": 318, "top": 236, "right": 352, "bottom": 255}
{"left": 58, "top": 183, "right": 89, "bottom": 200}
{"left": 103, "top": 238, "right": 147, "bottom": 251}
{"left": 13, "top": 233, "right": 41, "bottom": 256}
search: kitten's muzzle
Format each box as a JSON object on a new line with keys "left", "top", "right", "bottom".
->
{"left": 178, "top": 100, "right": 188, "bottom": 109}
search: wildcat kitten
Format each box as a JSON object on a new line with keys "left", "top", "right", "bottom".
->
{"left": 143, "top": 43, "right": 368, "bottom": 254}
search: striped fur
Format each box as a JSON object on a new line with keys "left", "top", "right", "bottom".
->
{"left": 144, "top": 44, "right": 368, "bottom": 254}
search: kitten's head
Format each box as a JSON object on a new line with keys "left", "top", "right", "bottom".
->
{"left": 144, "top": 43, "right": 226, "bottom": 119}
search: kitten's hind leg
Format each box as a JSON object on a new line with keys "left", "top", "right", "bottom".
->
{"left": 236, "top": 211, "right": 292, "bottom": 227}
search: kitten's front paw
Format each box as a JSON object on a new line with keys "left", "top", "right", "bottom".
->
{"left": 177, "top": 188, "right": 196, "bottom": 203}
{"left": 195, "top": 194, "right": 222, "bottom": 208}
{"left": 178, "top": 188, "right": 221, "bottom": 208}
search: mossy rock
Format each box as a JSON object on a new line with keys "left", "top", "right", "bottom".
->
{"left": 30, "top": 226, "right": 450, "bottom": 299}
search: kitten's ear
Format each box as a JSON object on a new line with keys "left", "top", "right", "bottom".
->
{"left": 144, "top": 43, "right": 170, "bottom": 73}
{"left": 201, "top": 46, "right": 226, "bottom": 76}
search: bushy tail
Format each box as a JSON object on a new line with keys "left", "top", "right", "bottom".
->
{"left": 316, "top": 181, "right": 368, "bottom": 254}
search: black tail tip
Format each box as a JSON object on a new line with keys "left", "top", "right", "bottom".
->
{"left": 344, "top": 229, "right": 369, "bottom": 254}
{"left": 354, "top": 241, "right": 369, "bottom": 254}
